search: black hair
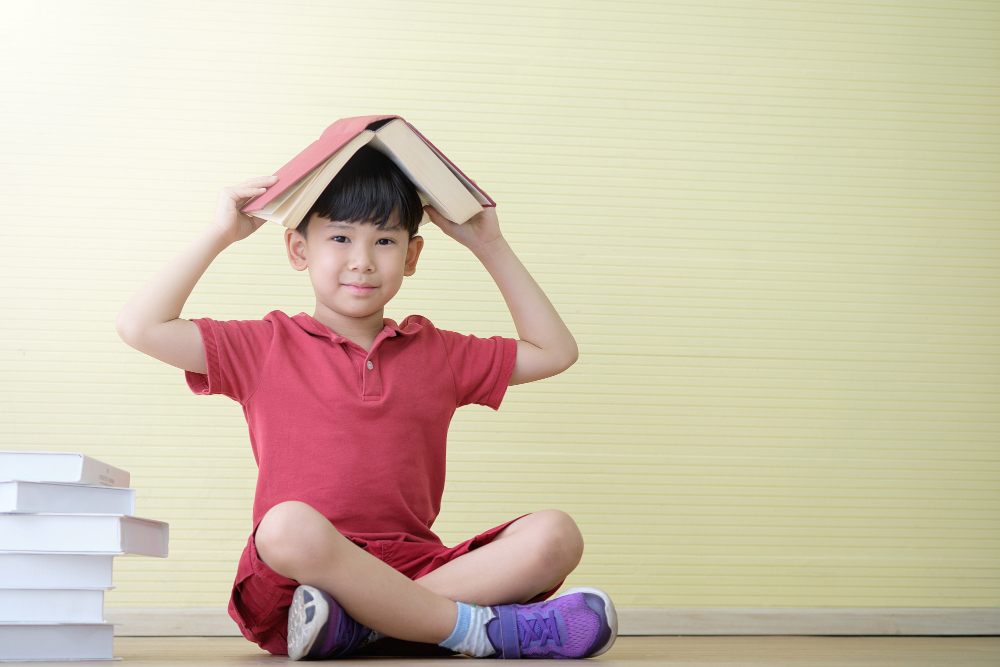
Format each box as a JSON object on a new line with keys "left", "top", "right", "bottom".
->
{"left": 296, "top": 144, "right": 423, "bottom": 239}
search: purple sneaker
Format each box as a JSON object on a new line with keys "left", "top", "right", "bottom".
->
{"left": 487, "top": 586, "right": 618, "bottom": 659}
{"left": 286, "top": 585, "right": 372, "bottom": 660}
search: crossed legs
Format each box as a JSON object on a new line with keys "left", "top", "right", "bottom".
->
{"left": 253, "top": 501, "right": 585, "bottom": 644}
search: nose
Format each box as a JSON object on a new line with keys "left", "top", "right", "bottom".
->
{"left": 347, "top": 243, "right": 375, "bottom": 272}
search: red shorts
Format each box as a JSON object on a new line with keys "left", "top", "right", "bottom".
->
{"left": 228, "top": 514, "right": 563, "bottom": 655}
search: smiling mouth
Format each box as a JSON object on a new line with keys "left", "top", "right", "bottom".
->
{"left": 342, "top": 284, "right": 376, "bottom": 294}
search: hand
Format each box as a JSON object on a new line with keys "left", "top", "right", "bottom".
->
{"left": 424, "top": 204, "right": 503, "bottom": 255}
{"left": 210, "top": 175, "right": 278, "bottom": 245}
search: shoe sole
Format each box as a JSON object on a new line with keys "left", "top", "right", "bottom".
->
{"left": 557, "top": 586, "right": 619, "bottom": 658}
{"left": 287, "top": 585, "right": 329, "bottom": 661}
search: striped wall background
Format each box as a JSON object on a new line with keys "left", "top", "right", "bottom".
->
{"left": 1, "top": 0, "right": 997, "bottom": 612}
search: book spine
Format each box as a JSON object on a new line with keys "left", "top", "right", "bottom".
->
{"left": 0, "top": 554, "right": 115, "bottom": 589}
{"left": 0, "top": 589, "right": 106, "bottom": 623}
{"left": 78, "top": 455, "right": 130, "bottom": 488}
{"left": 0, "top": 482, "right": 137, "bottom": 515}
{"left": 0, "top": 514, "right": 167, "bottom": 556}
{"left": 0, "top": 482, "right": 12, "bottom": 512}
{"left": 119, "top": 516, "right": 170, "bottom": 558}
{"left": 0, "top": 623, "right": 115, "bottom": 661}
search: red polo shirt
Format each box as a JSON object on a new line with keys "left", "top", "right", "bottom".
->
{"left": 185, "top": 311, "right": 517, "bottom": 545}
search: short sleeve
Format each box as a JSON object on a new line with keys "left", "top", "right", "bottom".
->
{"left": 436, "top": 328, "right": 518, "bottom": 410}
{"left": 184, "top": 317, "right": 274, "bottom": 404}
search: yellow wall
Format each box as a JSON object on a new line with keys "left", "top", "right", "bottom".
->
{"left": 1, "top": 1, "right": 997, "bottom": 609}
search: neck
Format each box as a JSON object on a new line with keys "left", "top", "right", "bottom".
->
{"left": 311, "top": 305, "right": 385, "bottom": 352}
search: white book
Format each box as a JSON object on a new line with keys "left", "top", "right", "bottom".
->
{"left": 0, "top": 589, "right": 107, "bottom": 623}
{"left": 0, "top": 452, "right": 130, "bottom": 488}
{"left": 0, "top": 514, "right": 168, "bottom": 557}
{"left": 0, "top": 553, "right": 114, "bottom": 589}
{"left": 0, "top": 480, "right": 135, "bottom": 514}
{"left": 0, "top": 623, "right": 116, "bottom": 661}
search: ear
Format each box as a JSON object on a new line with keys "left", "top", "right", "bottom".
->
{"left": 285, "top": 227, "right": 308, "bottom": 272}
{"left": 404, "top": 235, "right": 424, "bottom": 277}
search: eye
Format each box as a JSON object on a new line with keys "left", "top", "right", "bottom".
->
{"left": 376, "top": 238, "right": 395, "bottom": 246}
{"left": 330, "top": 236, "right": 348, "bottom": 243}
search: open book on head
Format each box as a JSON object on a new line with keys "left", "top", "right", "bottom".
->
{"left": 241, "top": 115, "right": 495, "bottom": 228}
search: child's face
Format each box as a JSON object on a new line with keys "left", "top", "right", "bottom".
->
{"left": 286, "top": 214, "right": 423, "bottom": 324}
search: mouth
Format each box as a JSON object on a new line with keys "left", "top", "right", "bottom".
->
{"left": 342, "top": 283, "right": 377, "bottom": 295}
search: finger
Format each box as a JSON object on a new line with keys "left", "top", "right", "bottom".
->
{"left": 228, "top": 177, "right": 276, "bottom": 194}
{"left": 226, "top": 186, "right": 269, "bottom": 201}
{"left": 423, "top": 205, "right": 456, "bottom": 229}
{"left": 238, "top": 175, "right": 279, "bottom": 186}
{"left": 426, "top": 213, "right": 459, "bottom": 238}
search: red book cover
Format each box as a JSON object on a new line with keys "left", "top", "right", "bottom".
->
{"left": 241, "top": 115, "right": 494, "bottom": 213}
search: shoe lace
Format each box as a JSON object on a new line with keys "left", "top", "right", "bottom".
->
{"left": 518, "top": 610, "right": 562, "bottom": 648}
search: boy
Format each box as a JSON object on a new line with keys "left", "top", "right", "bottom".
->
{"left": 116, "top": 146, "right": 617, "bottom": 660}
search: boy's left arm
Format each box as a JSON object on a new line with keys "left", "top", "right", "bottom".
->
{"left": 424, "top": 205, "right": 578, "bottom": 386}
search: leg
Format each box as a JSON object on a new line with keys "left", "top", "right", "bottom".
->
{"left": 254, "top": 501, "right": 456, "bottom": 644}
{"left": 418, "top": 511, "right": 617, "bottom": 661}
{"left": 414, "top": 509, "right": 585, "bottom": 605}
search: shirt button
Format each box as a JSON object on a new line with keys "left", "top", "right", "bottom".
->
{"left": 366, "top": 361, "right": 373, "bottom": 370}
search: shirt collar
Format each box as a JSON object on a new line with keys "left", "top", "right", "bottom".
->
{"left": 293, "top": 312, "right": 422, "bottom": 342}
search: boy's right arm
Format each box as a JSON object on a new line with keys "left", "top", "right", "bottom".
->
{"left": 115, "top": 175, "right": 277, "bottom": 373}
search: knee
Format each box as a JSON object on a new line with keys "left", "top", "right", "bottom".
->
{"left": 254, "top": 501, "right": 341, "bottom": 579}
{"left": 532, "top": 509, "right": 585, "bottom": 573}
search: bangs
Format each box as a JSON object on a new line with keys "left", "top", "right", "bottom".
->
{"left": 298, "top": 145, "right": 423, "bottom": 237}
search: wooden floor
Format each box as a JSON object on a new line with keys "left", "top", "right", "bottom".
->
{"left": 5, "top": 636, "right": 1000, "bottom": 666}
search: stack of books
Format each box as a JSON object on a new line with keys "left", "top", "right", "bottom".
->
{"left": 0, "top": 451, "right": 169, "bottom": 661}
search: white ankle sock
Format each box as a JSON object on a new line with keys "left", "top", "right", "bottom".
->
{"left": 362, "top": 629, "right": 386, "bottom": 646}
{"left": 439, "top": 602, "right": 497, "bottom": 657}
